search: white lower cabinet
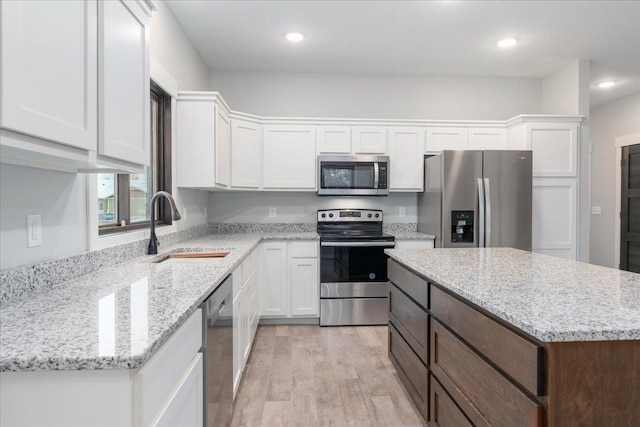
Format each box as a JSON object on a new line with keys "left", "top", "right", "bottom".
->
{"left": 290, "top": 257, "right": 319, "bottom": 316}
{"left": 395, "top": 239, "right": 435, "bottom": 250}
{"left": 260, "top": 241, "right": 319, "bottom": 319}
{"left": 232, "top": 246, "right": 260, "bottom": 398}
{"left": 0, "top": 309, "right": 203, "bottom": 427}
{"left": 260, "top": 241, "right": 289, "bottom": 316}
{"left": 153, "top": 354, "right": 203, "bottom": 427}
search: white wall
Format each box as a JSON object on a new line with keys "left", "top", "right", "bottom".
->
{"left": 208, "top": 192, "right": 418, "bottom": 224}
{"left": 0, "top": 1, "right": 210, "bottom": 270}
{"left": 209, "top": 71, "right": 542, "bottom": 120}
{"left": 541, "top": 60, "right": 591, "bottom": 116}
{"left": 149, "top": 0, "right": 209, "bottom": 91}
{"left": 0, "top": 165, "right": 88, "bottom": 269}
{"left": 589, "top": 93, "right": 640, "bottom": 268}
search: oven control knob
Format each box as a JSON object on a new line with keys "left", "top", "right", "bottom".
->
{"left": 367, "top": 213, "right": 372, "bottom": 218}
{"left": 329, "top": 213, "right": 334, "bottom": 218}
{"left": 321, "top": 213, "right": 326, "bottom": 218}
{"left": 375, "top": 213, "right": 380, "bottom": 218}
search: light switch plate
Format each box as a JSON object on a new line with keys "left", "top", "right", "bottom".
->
{"left": 27, "top": 214, "right": 42, "bottom": 247}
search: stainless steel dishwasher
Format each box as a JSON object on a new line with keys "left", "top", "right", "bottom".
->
{"left": 200, "top": 275, "right": 233, "bottom": 426}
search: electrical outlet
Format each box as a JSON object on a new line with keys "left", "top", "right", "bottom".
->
{"left": 399, "top": 207, "right": 406, "bottom": 217}
{"left": 27, "top": 214, "right": 42, "bottom": 247}
{"left": 269, "top": 207, "right": 277, "bottom": 218}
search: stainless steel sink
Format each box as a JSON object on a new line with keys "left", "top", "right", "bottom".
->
{"left": 157, "top": 252, "right": 229, "bottom": 264}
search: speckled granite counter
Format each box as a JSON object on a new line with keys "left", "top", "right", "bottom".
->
{"left": 389, "top": 231, "right": 435, "bottom": 240}
{"left": 385, "top": 247, "right": 640, "bottom": 342}
{"left": 0, "top": 232, "right": 318, "bottom": 372}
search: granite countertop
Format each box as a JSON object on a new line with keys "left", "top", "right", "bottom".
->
{"left": 0, "top": 232, "right": 318, "bottom": 372}
{"left": 385, "top": 247, "right": 640, "bottom": 343}
{"left": 390, "top": 231, "right": 435, "bottom": 240}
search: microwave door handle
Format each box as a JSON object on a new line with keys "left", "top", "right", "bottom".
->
{"left": 373, "top": 162, "right": 380, "bottom": 189}
{"left": 477, "top": 178, "right": 485, "bottom": 247}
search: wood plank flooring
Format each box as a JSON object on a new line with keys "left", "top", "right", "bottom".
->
{"left": 231, "top": 325, "right": 427, "bottom": 427}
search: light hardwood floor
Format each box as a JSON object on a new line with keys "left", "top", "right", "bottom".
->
{"left": 231, "top": 325, "right": 427, "bottom": 427}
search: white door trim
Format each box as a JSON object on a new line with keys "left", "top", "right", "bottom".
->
{"left": 614, "top": 132, "right": 640, "bottom": 268}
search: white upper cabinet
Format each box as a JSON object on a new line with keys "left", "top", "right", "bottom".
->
{"left": 215, "top": 107, "right": 231, "bottom": 186}
{"left": 527, "top": 122, "right": 579, "bottom": 177}
{"left": 425, "top": 127, "right": 468, "bottom": 153}
{"left": 317, "top": 126, "right": 352, "bottom": 153}
{"left": 467, "top": 127, "right": 507, "bottom": 150}
{"left": 1, "top": 0, "right": 97, "bottom": 150}
{"left": 0, "top": 0, "right": 152, "bottom": 173}
{"left": 387, "top": 127, "right": 425, "bottom": 191}
{"left": 176, "top": 92, "right": 230, "bottom": 189}
{"left": 352, "top": 126, "right": 387, "bottom": 154}
{"left": 98, "top": 0, "right": 150, "bottom": 166}
{"left": 231, "top": 118, "right": 261, "bottom": 189}
{"left": 262, "top": 124, "right": 316, "bottom": 190}
{"left": 507, "top": 119, "right": 579, "bottom": 177}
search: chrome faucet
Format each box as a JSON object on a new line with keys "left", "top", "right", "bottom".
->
{"left": 147, "top": 191, "right": 182, "bottom": 255}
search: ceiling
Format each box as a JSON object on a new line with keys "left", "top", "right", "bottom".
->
{"left": 166, "top": 0, "right": 640, "bottom": 107}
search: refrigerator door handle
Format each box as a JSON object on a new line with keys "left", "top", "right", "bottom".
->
{"left": 484, "top": 177, "right": 491, "bottom": 247}
{"left": 477, "top": 178, "right": 485, "bottom": 247}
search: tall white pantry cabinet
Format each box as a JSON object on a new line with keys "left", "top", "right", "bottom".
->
{"left": 0, "top": 0, "right": 153, "bottom": 173}
{"left": 507, "top": 117, "right": 581, "bottom": 260}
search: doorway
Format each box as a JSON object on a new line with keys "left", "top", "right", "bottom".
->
{"left": 620, "top": 143, "right": 640, "bottom": 272}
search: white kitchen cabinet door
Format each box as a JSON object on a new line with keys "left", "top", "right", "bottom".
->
{"left": 468, "top": 127, "right": 507, "bottom": 150}
{"left": 425, "top": 127, "right": 468, "bottom": 153}
{"left": 526, "top": 122, "right": 579, "bottom": 177}
{"left": 532, "top": 178, "right": 577, "bottom": 260}
{"left": 395, "top": 240, "right": 435, "bottom": 249}
{"left": 290, "top": 258, "right": 319, "bottom": 317}
{"left": 98, "top": 0, "right": 150, "bottom": 166}
{"left": 0, "top": 0, "right": 97, "bottom": 150}
{"left": 154, "top": 354, "right": 203, "bottom": 427}
{"left": 262, "top": 125, "right": 316, "bottom": 189}
{"left": 231, "top": 119, "right": 261, "bottom": 189}
{"left": 215, "top": 107, "right": 231, "bottom": 186}
{"left": 260, "top": 242, "right": 289, "bottom": 316}
{"left": 317, "top": 126, "right": 352, "bottom": 153}
{"left": 232, "top": 287, "right": 243, "bottom": 398}
{"left": 242, "top": 268, "right": 257, "bottom": 364}
{"left": 352, "top": 126, "right": 387, "bottom": 154}
{"left": 176, "top": 94, "right": 230, "bottom": 189}
{"left": 387, "top": 127, "right": 425, "bottom": 191}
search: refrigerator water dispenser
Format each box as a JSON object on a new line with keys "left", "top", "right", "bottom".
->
{"left": 451, "top": 211, "right": 474, "bottom": 243}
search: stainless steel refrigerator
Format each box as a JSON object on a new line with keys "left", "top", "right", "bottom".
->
{"left": 418, "top": 150, "right": 532, "bottom": 250}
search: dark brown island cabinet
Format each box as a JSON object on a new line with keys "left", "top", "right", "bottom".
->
{"left": 387, "top": 259, "right": 640, "bottom": 427}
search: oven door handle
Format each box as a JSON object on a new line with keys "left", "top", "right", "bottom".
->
{"left": 321, "top": 241, "right": 396, "bottom": 248}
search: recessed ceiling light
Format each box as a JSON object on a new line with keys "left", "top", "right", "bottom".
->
{"left": 598, "top": 81, "right": 616, "bottom": 88}
{"left": 497, "top": 38, "right": 518, "bottom": 48}
{"left": 286, "top": 32, "right": 304, "bottom": 42}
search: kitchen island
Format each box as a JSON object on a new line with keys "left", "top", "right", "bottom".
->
{"left": 385, "top": 247, "right": 640, "bottom": 426}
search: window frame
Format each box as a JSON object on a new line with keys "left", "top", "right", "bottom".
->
{"left": 98, "top": 80, "right": 172, "bottom": 235}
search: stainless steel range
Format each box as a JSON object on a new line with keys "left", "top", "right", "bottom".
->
{"left": 317, "top": 209, "right": 395, "bottom": 326}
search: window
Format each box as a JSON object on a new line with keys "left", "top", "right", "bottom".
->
{"left": 98, "top": 81, "right": 172, "bottom": 235}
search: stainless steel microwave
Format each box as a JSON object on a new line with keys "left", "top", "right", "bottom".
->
{"left": 317, "top": 155, "right": 389, "bottom": 196}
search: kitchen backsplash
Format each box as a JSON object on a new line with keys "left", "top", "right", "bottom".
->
{"left": 0, "top": 221, "right": 418, "bottom": 305}
{"left": 0, "top": 223, "right": 215, "bottom": 304}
